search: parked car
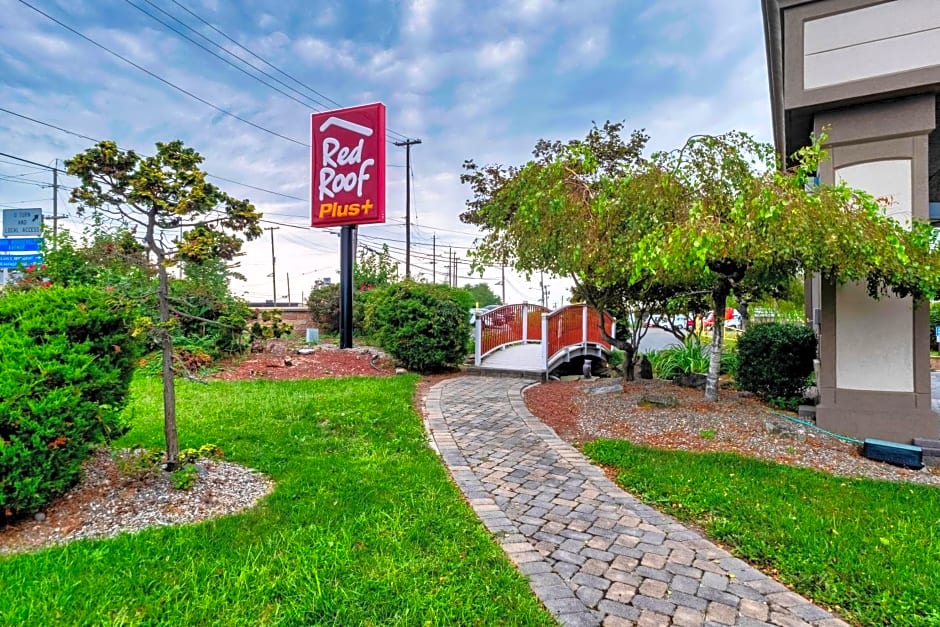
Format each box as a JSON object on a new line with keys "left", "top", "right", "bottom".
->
{"left": 472, "top": 304, "right": 513, "bottom": 328}
{"left": 703, "top": 308, "right": 742, "bottom": 329}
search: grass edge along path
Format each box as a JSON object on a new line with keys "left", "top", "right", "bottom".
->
{"left": 0, "top": 375, "right": 553, "bottom": 626}
{"left": 584, "top": 439, "right": 940, "bottom": 627}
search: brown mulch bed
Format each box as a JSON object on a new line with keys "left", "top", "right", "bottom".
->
{"left": 523, "top": 377, "right": 940, "bottom": 486}
{"left": 212, "top": 341, "right": 397, "bottom": 380}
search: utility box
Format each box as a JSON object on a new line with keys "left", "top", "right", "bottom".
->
{"left": 861, "top": 438, "right": 923, "bottom": 469}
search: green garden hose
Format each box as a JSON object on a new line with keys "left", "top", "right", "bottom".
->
{"left": 770, "top": 411, "right": 864, "bottom": 445}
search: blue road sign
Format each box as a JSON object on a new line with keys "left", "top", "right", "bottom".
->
{"left": 0, "top": 238, "right": 42, "bottom": 252}
{"left": 0, "top": 253, "right": 43, "bottom": 269}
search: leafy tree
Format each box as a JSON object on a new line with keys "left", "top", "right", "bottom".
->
{"left": 307, "top": 283, "right": 341, "bottom": 335}
{"left": 634, "top": 131, "right": 940, "bottom": 400}
{"left": 464, "top": 282, "right": 501, "bottom": 307}
{"left": 462, "top": 122, "right": 698, "bottom": 380}
{"left": 355, "top": 243, "right": 399, "bottom": 289}
{"left": 464, "top": 124, "right": 940, "bottom": 398}
{"left": 66, "top": 140, "right": 262, "bottom": 467}
{"left": 40, "top": 227, "right": 151, "bottom": 290}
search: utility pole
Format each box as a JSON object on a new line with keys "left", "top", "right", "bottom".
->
{"left": 393, "top": 138, "right": 421, "bottom": 278}
{"left": 501, "top": 263, "right": 506, "bottom": 304}
{"left": 264, "top": 226, "right": 279, "bottom": 305}
{"left": 446, "top": 247, "right": 452, "bottom": 287}
{"left": 52, "top": 162, "right": 58, "bottom": 247}
{"left": 286, "top": 272, "right": 291, "bottom": 305}
{"left": 432, "top": 233, "right": 436, "bottom": 283}
{"left": 0, "top": 152, "right": 64, "bottom": 248}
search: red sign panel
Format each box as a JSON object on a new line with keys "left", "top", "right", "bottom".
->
{"left": 310, "top": 102, "right": 386, "bottom": 228}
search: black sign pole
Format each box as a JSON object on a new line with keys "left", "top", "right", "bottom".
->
{"left": 339, "top": 225, "right": 357, "bottom": 349}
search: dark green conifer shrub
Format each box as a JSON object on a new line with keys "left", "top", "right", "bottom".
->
{"left": 367, "top": 281, "right": 469, "bottom": 372}
{"left": 0, "top": 286, "right": 142, "bottom": 520}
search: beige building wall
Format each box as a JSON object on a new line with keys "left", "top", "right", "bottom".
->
{"left": 765, "top": 0, "right": 940, "bottom": 443}
{"left": 803, "top": 0, "right": 940, "bottom": 89}
{"left": 834, "top": 161, "right": 914, "bottom": 393}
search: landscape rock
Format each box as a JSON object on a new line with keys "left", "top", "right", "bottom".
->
{"left": 764, "top": 419, "right": 807, "bottom": 441}
{"left": 638, "top": 394, "right": 679, "bottom": 408}
{"left": 672, "top": 373, "right": 707, "bottom": 389}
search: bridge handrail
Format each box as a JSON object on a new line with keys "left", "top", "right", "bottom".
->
{"left": 474, "top": 302, "right": 615, "bottom": 370}
{"left": 542, "top": 304, "right": 615, "bottom": 369}
{"left": 475, "top": 303, "right": 550, "bottom": 364}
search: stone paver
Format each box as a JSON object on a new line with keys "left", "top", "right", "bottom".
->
{"left": 424, "top": 376, "right": 850, "bottom": 627}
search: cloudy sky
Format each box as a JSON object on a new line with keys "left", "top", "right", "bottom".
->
{"left": 0, "top": 0, "right": 772, "bottom": 306}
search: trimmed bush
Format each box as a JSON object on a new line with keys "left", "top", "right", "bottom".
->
{"left": 736, "top": 322, "right": 816, "bottom": 405}
{"left": 367, "top": 281, "right": 469, "bottom": 372}
{"left": 0, "top": 286, "right": 142, "bottom": 520}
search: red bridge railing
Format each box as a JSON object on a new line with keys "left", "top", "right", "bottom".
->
{"left": 474, "top": 303, "right": 614, "bottom": 370}
{"left": 543, "top": 305, "right": 614, "bottom": 370}
{"left": 476, "top": 303, "right": 549, "bottom": 360}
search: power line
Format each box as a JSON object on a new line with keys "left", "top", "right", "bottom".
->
{"left": 0, "top": 108, "right": 310, "bottom": 209}
{"left": 16, "top": 0, "right": 308, "bottom": 147}
{"left": 0, "top": 106, "right": 100, "bottom": 144}
{"left": 205, "top": 174, "right": 306, "bottom": 202}
{"left": 166, "top": 0, "right": 413, "bottom": 144}
{"left": 124, "top": 0, "right": 328, "bottom": 113}
{"left": 0, "top": 175, "right": 48, "bottom": 187}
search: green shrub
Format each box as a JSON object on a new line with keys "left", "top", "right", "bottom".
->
{"left": 367, "top": 281, "right": 469, "bottom": 372}
{"left": 0, "top": 286, "right": 142, "bottom": 520}
{"left": 720, "top": 344, "right": 739, "bottom": 377}
{"left": 248, "top": 309, "right": 294, "bottom": 341}
{"left": 607, "top": 348, "right": 624, "bottom": 369}
{"left": 736, "top": 322, "right": 816, "bottom": 404}
{"left": 170, "top": 261, "right": 254, "bottom": 359}
{"left": 645, "top": 335, "right": 710, "bottom": 379}
{"left": 930, "top": 301, "right": 940, "bottom": 352}
{"left": 307, "top": 283, "right": 340, "bottom": 335}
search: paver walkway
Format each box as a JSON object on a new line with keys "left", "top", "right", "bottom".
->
{"left": 424, "top": 376, "right": 848, "bottom": 627}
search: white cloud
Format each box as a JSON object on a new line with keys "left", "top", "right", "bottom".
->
{"left": 558, "top": 28, "right": 609, "bottom": 71}
{"left": 0, "top": 0, "right": 776, "bottom": 305}
{"left": 476, "top": 37, "right": 527, "bottom": 75}
{"left": 403, "top": 0, "right": 437, "bottom": 40}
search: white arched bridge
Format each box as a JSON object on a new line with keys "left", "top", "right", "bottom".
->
{"left": 472, "top": 303, "right": 615, "bottom": 377}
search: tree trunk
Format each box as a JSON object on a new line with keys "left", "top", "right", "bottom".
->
{"left": 158, "top": 263, "right": 180, "bottom": 469}
{"left": 739, "top": 300, "right": 749, "bottom": 332}
{"left": 705, "top": 286, "right": 730, "bottom": 402}
{"left": 622, "top": 344, "right": 636, "bottom": 384}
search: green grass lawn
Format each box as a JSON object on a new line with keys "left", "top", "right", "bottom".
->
{"left": 0, "top": 375, "right": 553, "bottom": 626}
{"left": 584, "top": 440, "right": 940, "bottom": 626}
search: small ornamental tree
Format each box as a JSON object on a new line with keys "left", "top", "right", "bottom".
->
{"left": 634, "top": 131, "right": 940, "bottom": 400}
{"left": 462, "top": 122, "right": 701, "bottom": 381}
{"left": 66, "top": 140, "right": 262, "bottom": 467}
